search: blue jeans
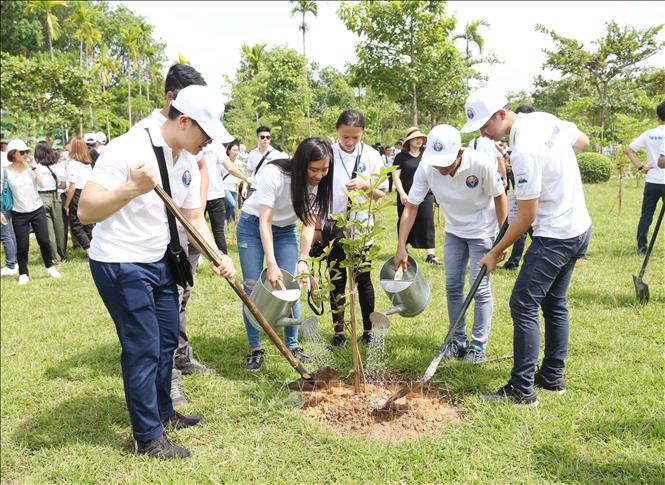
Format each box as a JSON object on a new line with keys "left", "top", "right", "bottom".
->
{"left": 1, "top": 211, "right": 17, "bottom": 269}
{"left": 637, "top": 182, "right": 665, "bottom": 251}
{"left": 443, "top": 232, "right": 494, "bottom": 350}
{"left": 90, "top": 257, "right": 178, "bottom": 442}
{"left": 509, "top": 227, "right": 592, "bottom": 393}
{"left": 225, "top": 190, "right": 236, "bottom": 224}
{"left": 237, "top": 212, "right": 300, "bottom": 350}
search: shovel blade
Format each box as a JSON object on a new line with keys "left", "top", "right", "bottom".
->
{"left": 287, "top": 366, "right": 340, "bottom": 392}
{"left": 632, "top": 274, "right": 650, "bottom": 303}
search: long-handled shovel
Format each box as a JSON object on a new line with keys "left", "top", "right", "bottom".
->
{"left": 380, "top": 219, "right": 510, "bottom": 410}
{"left": 154, "top": 186, "right": 339, "bottom": 391}
{"left": 633, "top": 202, "right": 664, "bottom": 304}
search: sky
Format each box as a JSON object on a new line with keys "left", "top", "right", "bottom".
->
{"left": 116, "top": 0, "right": 665, "bottom": 100}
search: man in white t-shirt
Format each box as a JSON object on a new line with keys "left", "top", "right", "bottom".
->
{"left": 460, "top": 88, "right": 592, "bottom": 407}
{"left": 246, "top": 126, "right": 287, "bottom": 191}
{"left": 78, "top": 85, "right": 235, "bottom": 459}
{"left": 395, "top": 124, "right": 507, "bottom": 363}
{"left": 624, "top": 101, "right": 665, "bottom": 254}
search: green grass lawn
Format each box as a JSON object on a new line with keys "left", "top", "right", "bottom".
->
{"left": 1, "top": 179, "right": 664, "bottom": 484}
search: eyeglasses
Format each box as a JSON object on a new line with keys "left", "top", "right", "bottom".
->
{"left": 191, "top": 118, "right": 212, "bottom": 146}
{"left": 259, "top": 135, "right": 271, "bottom": 140}
{"left": 19, "top": 150, "right": 29, "bottom": 155}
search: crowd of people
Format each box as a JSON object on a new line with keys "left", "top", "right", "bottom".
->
{"left": 1, "top": 61, "right": 663, "bottom": 460}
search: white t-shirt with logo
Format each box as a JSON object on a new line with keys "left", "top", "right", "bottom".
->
{"left": 5, "top": 167, "right": 43, "bottom": 213}
{"left": 202, "top": 141, "right": 229, "bottom": 201}
{"left": 629, "top": 125, "right": 665, "bottom": 184}
{"left": 408, "top": 149, "right": 504, "bottom": 240}
{"left": 67, "top": 160, "right": 93, "bottom": 190}
{"left": 510, "top": 112, "right": 591, "bottom": 239}
{"left": 247, "top": 146, "right": 287, "bottom": 182}
{"left": 242, "top": 163, "right": 316, "bottom": 227}
{"left": 88, "top": 123, "right": 201, "bottom": 263}
{"left": 331, "top": 142, "right": 388, "bottom": 221}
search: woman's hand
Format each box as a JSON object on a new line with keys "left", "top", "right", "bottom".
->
{"left": 394, "top": 246, "right": 409, "bottom": 272}
{"left": 296, "top": 260, "right": 308, "bottom": 286}
{"left": 241, "top": 185, "right": 248, "bottom": 199}
{"left": 266, "top": 261, "right": 282, "bottom": 288}
{"left": 212, "top": 254, "right": 235, "bottom": 278}
{"left": 345, "top": 178, "right": 370, "bottom": 192}
{"left": 399, "top": 191, "right": 409, "bottom": 206}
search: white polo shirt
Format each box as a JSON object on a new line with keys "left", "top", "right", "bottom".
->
{"left": 629, "top": 125, "right": 665, "bottom": 184}
{"left": 247, "top": 145, "right": 287, "bottom": 181}
{"left": 408, "top": 149, "right": 504, "bottom": 240}
{"left": 89, "top": 122, "right": 201, "bottom": 263}
{"left": 330, "top": 142, "right": 388, "bottom": 224}
{"left": 202, "top": 141, "right": 229, "bottom": 201}
{"left": 242, "top": 163, "right": 317, "bottom": 227}
{"left": 510, "top": 112, "right": 591, "bottom": 239}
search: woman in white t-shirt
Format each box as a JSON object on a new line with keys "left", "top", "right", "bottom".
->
{"left": 64, "top": 137, "right": 94, "bottom": 257}
{"left": 4, "top": 139, "right": 61, "bottom": 284}
{"left": 35, "top": 140, "right": 68, "bottom": 262}
{"left": 237, "top": 137, "right": 334, "bottom": 372}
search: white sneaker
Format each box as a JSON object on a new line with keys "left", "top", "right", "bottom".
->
{"left": 45, "top": 266, "right": 62, "bottom": 278}
{"left": 1, "top": 266, "right": 18, "bottom": 276}
{"left": 18, "top": 274, "right": 29, "bottom": 285}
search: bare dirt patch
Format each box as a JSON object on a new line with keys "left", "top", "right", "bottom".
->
{"left": 300, "top": 382, "right": 460, "bottom": 442}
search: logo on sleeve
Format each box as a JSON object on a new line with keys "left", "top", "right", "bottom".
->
{"left": 465, "top": 175, "right": 479, "bottom": 188}
{"left": 182, "top": 170, "right": 192, "bottom": 187}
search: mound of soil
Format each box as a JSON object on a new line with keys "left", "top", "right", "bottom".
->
{"left": 300, "top": 382, "right": 460, "bottom": 442}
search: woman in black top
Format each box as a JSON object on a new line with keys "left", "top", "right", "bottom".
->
{"left": 392, "top": 127, "right": 440, "bottom": 265}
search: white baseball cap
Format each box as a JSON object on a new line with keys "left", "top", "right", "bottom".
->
{"left": 460, "top": 87, "right": 509, "bottom": 133}
{"left": 84, "top": 132, "right": 96, "bottom": 145}
{"left": 171, "top": 85, "right": 234, "bottom": 144}
{"left": 95, "top": 131, "right": 107, "bottom": 144}
{"left": 7, "top": 139, "right": 29, "bottom": 152}
{"left": 421, "top": 124, "right": 461, "bottom": 168}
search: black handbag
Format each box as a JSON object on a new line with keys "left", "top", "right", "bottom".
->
{"left": 146, "top": 129, "right": 194, "bottom": 288}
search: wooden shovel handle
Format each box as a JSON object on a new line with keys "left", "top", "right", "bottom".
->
{"left": 153, "top": 185, "right": 311, "bottom": 379}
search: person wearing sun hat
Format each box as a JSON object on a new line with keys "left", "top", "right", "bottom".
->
{"left": 460, "top": 87, "right": 592, "bottom": 407}
{"left": 392, "top": 126, "right": 440, "bottom": 265}
{"left": 394, "top": 124, "right": 507, "bottom": 364}
{"left": 77, "top": 84, "right": 236, "bottom": 460}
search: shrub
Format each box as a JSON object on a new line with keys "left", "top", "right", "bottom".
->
{"left": 577, "top": 152, "right": 613, "bottom": 183}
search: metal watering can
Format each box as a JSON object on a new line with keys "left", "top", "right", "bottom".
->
{"left": 370, "top": 255, "right": 431, "bottom": 327}
{"left": 244, "top": 268, "right": 317, "bottom": 331}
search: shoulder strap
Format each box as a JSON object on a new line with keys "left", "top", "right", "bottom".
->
{"left": 45, "top": 165, "right": 58, "bottom": 184}
{"left": 144, "top": 128, "right": 183, "bottom": 255}
{"left": 254, "top": 149, "right": 272, "bottom": 175}
{"left": 473, "top": 138, "right": 478, "bottom": 150}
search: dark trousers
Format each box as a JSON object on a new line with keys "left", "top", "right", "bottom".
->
{"left": 175, "top": 226, "right": 201, "bottom": 360}
{"left": 506, "top": 227, "right": 533, "bottom": 267}
{"left": 90, "top": 257, "right": 178, "bottom": 442}
{"left": 637, "top": 182, "right": 665, "bottom": 251}
{"left": 70, "top": 189, "right": 94, "bottom": 250}
{"left": 327, "top": 241, "right": 375, "bottom": 333}
{"left": 509, "top": 228, "right": 591, "bottom": 393}
{"left": 11, "top": 206, "right": 54, "bottom": 275}
{"left": 205, "top": 197, "right": 227, "bottom": 254}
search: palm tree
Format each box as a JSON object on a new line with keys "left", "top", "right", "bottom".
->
{"left": 289, "top": 0, "right": 318, "bottom": 136}
{"left": 25, "top": 0, "right": 67, "bottom": 60}
{"left": 174, "top": 51, "right": 191, "bottom": 66}
{"left": 120, "top": 25, "right": 141, "bottom": 126}
{"left": 240, "top": 43, "right": 265, "bottom": 79}
{"left": 454, "top": 18, "right": 490, "bottom": 61}
{"left": 93, "top": 44, "right": 119, "bottom": 140}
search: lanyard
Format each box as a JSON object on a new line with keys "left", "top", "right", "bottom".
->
{"left": 336, "top": 144, "right": 364, "bottom": 180}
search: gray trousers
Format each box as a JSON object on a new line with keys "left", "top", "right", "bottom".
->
{"left": 443, "top": 232, "right": 494, "bottom": 350}
{"left": 175, "top": 226, "right": 200, "bottom": 359}
{"left": 40, "top": 191, "right": 67, "bottom": 262}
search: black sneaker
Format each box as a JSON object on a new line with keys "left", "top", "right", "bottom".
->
{"left": 534, "top": 371, "right": 566, "bottom": 394}
{"left": 501, "top": 262, "right": 519, "bottom": 270}
{"left": 174, "top": 354, "right": 212, "bottom": 375}
{"left": 361, "top": 332, "right": 373, "bottom": 346}
{"left": 245, "top": 349, "right": 265, "bottom": 372}
{"left": 425, "top": 254, "right": 442, "bottom": 265}
{"left": 482, "top": 383, "right": 539, "bottom": 407}
{"left": 134, "top": 434, "right": 190, "bottom": 459}
{"left": 290, "top": 347, "right": 311, "bottom": 363}
{"left": 162, "top": 411, "right": 203, "bottom": 430}
{"left": 330, "top": 333, "right": 347, "bottom": 349}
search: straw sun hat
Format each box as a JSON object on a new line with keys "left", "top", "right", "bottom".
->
{"left": 403, "top": 126, "right": 427, "bottom": 145}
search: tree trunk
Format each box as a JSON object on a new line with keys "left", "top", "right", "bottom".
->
{"left": 347, "top": 267, "right": 365, "bottom": 394}
{"left": 127, "top": 76, "right": 132, "bottom": 127}
{"left": 412, "top": 81, "right": 418, "bottom": 126}
{"left": 302, "top": 18, "right": 312, "bottom": 137}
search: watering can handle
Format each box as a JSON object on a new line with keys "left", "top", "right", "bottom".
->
{"left": 153, "top": 185, "right": 312, "bottom": 379}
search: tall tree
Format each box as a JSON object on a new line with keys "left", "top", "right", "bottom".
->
{"left": 454, "top": 18, "right": 490, "bottom": 61}
{"left": 93, "top": 45, "right": 119, "bottom": 140}
{"left": 24, "top": 0, "right": 67, "bottom": 60}
{"left": 120, "top": 25, "right": 141, "bottom": 126}
{"left": 537, "top": 21, "right": 664, "bottom": 143}
{"left": 289, "top": 0, "right": 318, "bottom": 136}
{"left": 239, "top": 43, "right": 266, "bottom": 80}
{"left": 339, "top": 0, "right": 465, "bottom": 126}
